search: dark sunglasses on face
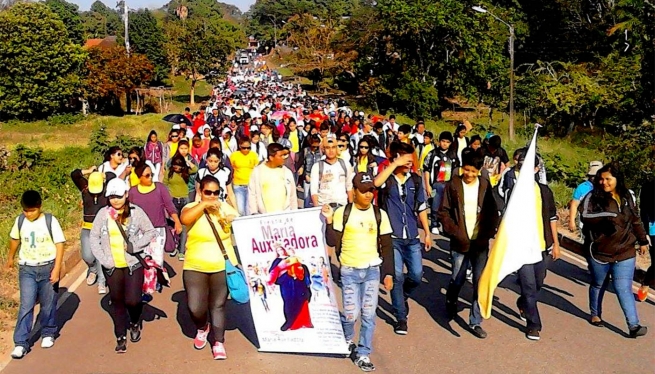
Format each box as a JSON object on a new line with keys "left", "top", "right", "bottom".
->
{"left": 359, "top": 146, "right": 369, "bottom": 150}
{"left": 240, "top": 146, "right": 250, "bottom": 150}
{"left": 171, "top": 135, "right": 179, "bottom": 139}
{"left": 203, "top": 189, "right": 221, "bottom": 196}
{"left": 142, "top": 173, "right": 152, "bottom": 179}
{"left": 115, "top": 153, "right": 123, "bottom": 157}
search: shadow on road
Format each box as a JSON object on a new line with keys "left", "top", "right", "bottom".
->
{"left": 28, "top": 287, "right": 80, "bottom": 347}
{"left": 171, "top": 290, "right": 260, "bottom": 348}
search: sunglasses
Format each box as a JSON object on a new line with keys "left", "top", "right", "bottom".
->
{"left": 338, "top": 145, "right": 346, "bottom": 148}
{"left": 359, "top": 146, "right": 369, "bottom": 150}
{"left": 171, "top": 135, "right": 179, "bottom": 139}
{"left": 115, "top": 153, "right": 123, "bottom": 157}
{"left": 240, "top": 146, "right": 250, "bottom": 150}
{"left": 142, "top": 173, "right": 152, "bottom": 179}
{"left": 203, "top": 189, "right": 221, "bottom": 196}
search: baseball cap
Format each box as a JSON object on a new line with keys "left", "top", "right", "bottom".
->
{"left": 105, "top": 178, "right": 128, "bottom": 197}
{"left": 88, "top": 172, "right": 104, "bottom": 195}
{"left": 325, "top": 133, "right": 337, "bottom": 143}
{"left": 588, "top": 161, "right": 603, "bottom": 176}
{"left": 352, "top": 172, "right": 376, "bottom": 193}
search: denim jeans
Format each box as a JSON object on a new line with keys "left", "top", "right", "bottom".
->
{"left": 589, "top": 256, "right": 639, "bottom": 328}
{"left": 391, "top": 238, "right": 423, "bottom": 321}
{"left": 14, "top": 263, "right": 58, "bottom": 348}
{"left": 446, "top": 248, "right": 488, "bottom": 327}
{"left": 303, "top": 181, "right": 312, "bottom": 208}
{"left": 340, "top": 265, "right": 380, "bottom": 358}
{"left": 517, "top": 251, "right": 553, "bottom": 331}
{"left": 80, "top": 228, "right": 105, "bottom": 286}
{"left": 172, "top": 197, "right": 188, "bottom": 254}
{"left": 430, "top": 182, "right": 446, "bottom": 228}
{"left": 233, "top": 184, "right": 248, "bottom": 216}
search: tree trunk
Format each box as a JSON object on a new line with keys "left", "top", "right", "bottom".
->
{"left": 126, "top": 91, "right": 132, "bottom": 114}
{"left": 190, "top": 78, "right": 196, "bottom": 106}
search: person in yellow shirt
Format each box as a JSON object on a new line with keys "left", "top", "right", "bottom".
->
{"left": 229, "top": 138, "right": 260, "bottom": 215}
{"left": 418, "top": 131, "right": 434, "bottom": 173}
{"left": 323, "top": 172, "right": 394, "bottom": 372}
{"left": 180, "top": 176, "right": 239, "bottom": 360}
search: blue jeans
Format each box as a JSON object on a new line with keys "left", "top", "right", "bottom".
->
{"left": 233, "top": 185, "right": 248, "bottom": 216}
{"left": 80, "top": 228, "right": 105, "bottom": 286}
{"left": 303, "top": 181, "right": 312, "bottom": 208}
{"left": 430, "top": 182, "right": 446, "bottom": 228}
{"left": 589, "top": 256, "right": 639, "bottom": 328}
{"left": 14, "top": 263, "right": 58, "bottom": 348}
{"left": 391, "top": 238, "right": 423, "bottom": 321}
{"left": 446, "top": 248, "right": 488, "bottom": 327}
{"left": 173, "top": 197, "right": 188, "bottom": 254}
{"left": 341, "top": 265, "right": 380, "bottom": 357}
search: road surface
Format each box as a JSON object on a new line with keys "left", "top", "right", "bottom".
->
{"left": 1, "top": 237, "right": 653, "bottom": 374}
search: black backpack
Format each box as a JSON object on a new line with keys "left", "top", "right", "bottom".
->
{"left": 18, "top": 213, "right": 54, "bottom": 242}
{"left": 342, "top": 203, "right": 382, "bottom": 249}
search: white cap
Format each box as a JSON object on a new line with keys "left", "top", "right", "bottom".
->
{"left": 222, "top": 127, "right": 232, "bottom": 135}
{"left": 172, "top": 124, "right": 181, "bottom": 130}
{"left": 250, "top": 124, "right": 259, "bottom": 132}
{"left": 105, "top": 178, "right": 128, "bottom": 197}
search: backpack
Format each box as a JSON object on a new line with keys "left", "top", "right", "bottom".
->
{"left": 318, "top": 159, "right": 348, "bottom": 182}
{"left": 342, "top": 203, "right": 382, "bottom": 249}
{"left": 18, "top": 213, "right": 54, "bottom": 242}
{"left": 377, "top": 172, "right": 422, "bottom": 213}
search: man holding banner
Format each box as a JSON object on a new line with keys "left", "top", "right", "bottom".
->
{"left": 478, "top": 126, "right": 560, "bottom": 341}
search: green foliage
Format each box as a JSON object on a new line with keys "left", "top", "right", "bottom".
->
{"left": 113, "top": 134, "right": 144, "bottom": 153}
{"left": 606, "top": 120, "right": 655, "bottom": 188}
{"left": 84, "top": 0, "right": 122, "bottom": 37}
{"left": 0, "top": 2, "right": 86, "bottom": 121}
{"left": 393, "top": 74, "right": 440, "bottom": 119}
{"left": 540, "top": 152, "right": 588, "bottom": 188}
{"left": 8, "top": 145, "right": 44, "bottom": 171}
{"left": 44, "top": 0, "right": 85, "bottom": 45}
{"left": 126, "top": 9, "right": 169, "bottom": 84}
{"left": 47, "top": 113, "right": 85, "bottom": 126}
{"left": 89, "top": 125, "right": 110, "bottom": 161}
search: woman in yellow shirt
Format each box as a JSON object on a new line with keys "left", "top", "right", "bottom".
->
{"left": 229, "top": 138, "right": 260, "bottom": 215}
{"left": 354, "top": 137, "right": 377, "bottom": 175}
{"left": 180, "top": 175, "right": 239, "bottom": 360}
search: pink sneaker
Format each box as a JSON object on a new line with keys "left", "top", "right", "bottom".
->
{"left": 193, "top": 324, "right": 210, "bottom": 350}
{"left": 212, "top": 342, "right": 227, "bottom": 360}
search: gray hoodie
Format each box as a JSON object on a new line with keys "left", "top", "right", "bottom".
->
{"left": 90, "top": 205, "right": 157, "bottom": 272}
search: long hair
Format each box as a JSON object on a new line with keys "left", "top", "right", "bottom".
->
{"left": 590, "top": 162, "right": 629, "bottom": 206}
{"left": 172, "top": 139, "right": 190, "bottom": 159}
{"left": 356, "top": 136, "right": 375, "bottom": 167}
{"left": 205, "top": 148, "right": 225, "bottom": 171}
{"left": 104, "top": 146, "right": 122, "bottom": 162}
{"left": 145, "top": 130, "right": 158, "bottom": 145}
{"left": 168, "top": 154, "right": 190, "bottom": 183}
{"left": 118, "top": 199, "right": 132, "bottom": 225}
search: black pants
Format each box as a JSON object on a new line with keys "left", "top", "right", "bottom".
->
{"left": 644, "top": 236, "right": 655, "bottom": 288}
{"left": 517, "top": 251, "right": 553, "bottom": 331}
{"left": 183, "top": 270, "right": 228, "bottom": 343}
{"left": 103, "top": 267, "right": 144, "bottom": 338}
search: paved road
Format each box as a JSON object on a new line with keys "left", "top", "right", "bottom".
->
{"left": 2, "top": 237, "right": 654, "bottom": 374}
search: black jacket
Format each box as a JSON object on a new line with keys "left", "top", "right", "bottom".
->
{"left": 438, "top": 175, "right": 499, "bottom": 253}
{"left": 71, "top": 169, "right": 109, "bottom": 224}
{"left": 580, "top": 192, "right": 649, "bottom": 263}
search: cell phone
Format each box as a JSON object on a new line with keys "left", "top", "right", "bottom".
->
{"left": 329, "top": 203, "right": 340, "bottom": 210}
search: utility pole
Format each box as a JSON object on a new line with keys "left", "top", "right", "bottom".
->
{"left": 509, "top": 26, "right": 515, "bottom": 141}
{"left": 123, "top": 0, "right": 129, "bottom": 55}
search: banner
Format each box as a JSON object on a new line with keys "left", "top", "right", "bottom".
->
{"left": 232, "top": 208, "right": 350, "bottom": 355}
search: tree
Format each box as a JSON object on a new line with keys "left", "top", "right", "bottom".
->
{"left": 44, "top": 0, "right": 85, "bottom": 45}
{"left": 0, "top": 2, "right": 86, "bottom": 120}
{"left": 282, "top": 14, "right": 356, "bottom": 86}
{"left": 127, "top": 9, "right": 169, "bottom": 84}
{"left": 165, "top": 17, "right": 245, "bottom": 105}
{"left": 83, "top": 46, "right": 154, "bottom": 114}
{"left": 82, "top": 0, "right": 122, "bottom": 38}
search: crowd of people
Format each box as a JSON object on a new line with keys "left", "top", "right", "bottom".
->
{"left": 5, "top": 63, "right": 653, "bottom": 371}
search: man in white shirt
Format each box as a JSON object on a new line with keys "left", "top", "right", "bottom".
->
{"left": 310, "top": 134, "right": 354, "bottom": 207}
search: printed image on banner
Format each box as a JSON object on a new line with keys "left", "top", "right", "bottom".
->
{"left": 232, "top": 208, "right": 350, "bottom": 354}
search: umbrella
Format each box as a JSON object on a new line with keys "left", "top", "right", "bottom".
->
{"left": 162, "top": 114, "right": 192, "bottom": 128}
{"left": 306, "top": 113, "right": 327, "bottom": 123}
{"left": 269, "top": 110, "right": 295, "bottom": 120}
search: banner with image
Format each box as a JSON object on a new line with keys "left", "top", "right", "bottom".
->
{"left": 232, "top": 208, "right": 350, "bottom": 355}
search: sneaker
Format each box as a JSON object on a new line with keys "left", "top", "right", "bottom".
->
{"left": 212, "top": 342, "right": 227, "bottom": 360}
{"left": 169, "top": 249, "right": 178, "bottom": 257}
{"left": 98, "top": 283, "right": 107, "bottom": 295}
{"left": 178, "top": 252, "right": 185, "bottom": 261}
{"left": 431, "top": 227, "right": 440, "bottom": 235}
{"left": 471, "top": 325, "right": 487, "bottom": 339}
{"left": 194, "top": 324, "right": 211, "bottom": 350}
{"left": 346, "top": 340, "right": 357, "bottom": 353}
{"left": 86, "top": 272, "right": 97, "bottom": 286}
{"left": 526, "top": 329, "right": 540, "bottom": 341}
{"left": 10, "top": 346, "right": 26, "bottom": 359}
{"left": 129, "top": 323, "right": 141, "bottom": 343}
{"left": 518, "top": 309, "right": 527, "bottom": 322}
{"left": 466, "top": 268, "right": 473, "bottom": 282}
{"left": 629, "top": 325, "right": 648, "bottom": 338}
{"left": 41, "top": 336, "right": 55, "bottom": 348}
{"left": 354, "top": 356, "right": 376, "bottom": 372}
{"left": 394, "top": 320, "right": 408, "bottom": 335}
{"left": 115, "top": 336, "right": 127, "bottom": 353}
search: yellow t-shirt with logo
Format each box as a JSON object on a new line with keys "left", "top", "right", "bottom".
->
{"left": 107, "top": 218, "right": 128, "bottom": 268}
{"left": 230, "top": 151, "right": 260, "bottom": 185}
{"left": 10, "top": 213, "right": 66, "bottom": 263}
{"left": 183, "top": 202, "right": 239, "bottom": 273}
{"left": 260, "top": 165, "right": 287, "bottom": 212}
{"left": 332, "top": 205, "right": 392, "bottom": 268}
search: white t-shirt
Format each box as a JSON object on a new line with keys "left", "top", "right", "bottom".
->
{"left": 197, "top": 167, "right": 233, "bottom": 202}
{"left": 10, "top": 214, "right": 66, "bottom": 263}
{"left": 462, "top": 178, "right": 480, "bottom": 239}
{"left": 99, "top": 160, "right": 129, "bottom": 180}
{"left": 310, "top": 160, "right": 354, "bottom": 206}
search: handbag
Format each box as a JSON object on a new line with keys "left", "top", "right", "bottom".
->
{"left": 204, "top": 211, "right": 250, "bottom": 304}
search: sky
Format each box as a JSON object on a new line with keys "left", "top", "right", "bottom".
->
{"left": 69, "top": 0, "right": 255, "bottom": 12}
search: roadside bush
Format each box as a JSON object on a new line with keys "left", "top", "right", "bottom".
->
{"left": 47, "top": 113, "right": 85, "bottom": 126}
